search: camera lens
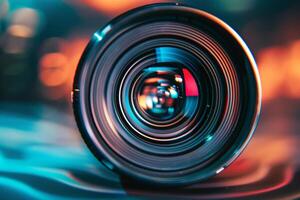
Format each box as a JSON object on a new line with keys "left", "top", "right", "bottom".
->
{"left": 73, "top": 3, "right": 261, "bottom": 186}
{"left": 119, "top": 46, "right": 205, "bottom": 142}
{"left": 134, "top": 66, "right": 186, "bottom": 122}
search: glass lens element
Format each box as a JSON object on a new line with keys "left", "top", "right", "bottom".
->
{"left": 136, "top": 67, "right": 185, "bottom": 121}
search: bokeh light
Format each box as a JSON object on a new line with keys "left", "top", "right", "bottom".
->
{"left": 39, "top": 52, "right": 69, "bottom": 87}
{"left": 258, "top": 40, "right": 300, "bottom": 101}
{"left": 8, "top": 8, "right": 39, "bottom": 38}
{"left": 3, "top": 7, "right": 41, "bottom": 54}
{"left": 80, "top": 0, "right": 171, "bottom": 16}
{"left": 38, "top": 37, "right": 88, "bottom": 100}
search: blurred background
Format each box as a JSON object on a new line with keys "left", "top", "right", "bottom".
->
{"left": 0, "top": 0, "right": 299, "bottom": 199}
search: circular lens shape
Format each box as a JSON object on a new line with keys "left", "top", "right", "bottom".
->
{"left": 135, "top": 66, "right": 185, "bottom": 121}
{"left": 73, "top": 3, "right": 261, "bottom": 186}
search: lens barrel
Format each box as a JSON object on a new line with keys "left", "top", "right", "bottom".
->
{"left": 73, "top": 3, "right": 261, "bottom": 186}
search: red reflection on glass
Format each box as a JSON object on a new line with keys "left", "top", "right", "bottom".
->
{"left": 182, "top": 68, "right": 199, "bottom": 96}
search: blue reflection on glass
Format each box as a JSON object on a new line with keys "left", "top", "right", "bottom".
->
{"left": 93, "top": 24, "right": 112, "bottom": 42}
{"left": 156, "top": 47, "right": 181, "bottom": 63}
{"left": 206, "top": 135, "right": 213, "bottom": 142}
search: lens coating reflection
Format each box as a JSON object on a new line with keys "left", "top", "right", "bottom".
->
{"left": 136, "top": 67, "right": 185, "bottom": 121}
{"left": 135, "top": 64, "right": 200, "bottom": 125}
{"left": 120, "top": 46, "right": 205, "bottom": 141}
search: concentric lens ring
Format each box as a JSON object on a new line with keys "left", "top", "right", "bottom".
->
{"left": 91, "top": 23, "right": 239, "bottom": 167}
{"left": 73, "top": 3, "right": 261, "bottom": 186}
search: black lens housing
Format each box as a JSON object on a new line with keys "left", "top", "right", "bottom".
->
{"left": 73, "top": 3, "right": 261, "bottom": 186}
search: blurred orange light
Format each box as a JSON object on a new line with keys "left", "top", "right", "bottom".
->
{"left": 39, "top": 37, "right": 89, "bottom": 100}
{"left": 60, "top": 38, "right": 89, "bottom": 91}
{"left": 244, "top": 135, "right": 296, "bottom": 165}
{"left": 81, "top": 0, "right": 168, "bottom": 16}
{"left": 39, "top": 53, "right": 69, "bottom": 87}
{"left": 257, "top": 47, "right": 286, "bottom": 101}
{"left": 8, "top": 24, "right": 34, "bottom": 38}
{"left": 285, "top": 40, "right": 300, "bottom": 98}
{"left": 257, "top": 40, "right": 300, "bottom": 101}
{"left": 9, "top": 8, "right": 40, "bottom": 37}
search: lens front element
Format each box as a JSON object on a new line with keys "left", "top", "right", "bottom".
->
{"left": 135, "top": 66, "right": 185, "bottom": 122}
{"left": 73, "top": 4, "right": 261, "bottom": 186}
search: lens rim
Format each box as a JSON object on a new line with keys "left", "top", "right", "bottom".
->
{"left": 73, "top": 3, "right": 261, "bottom": 186}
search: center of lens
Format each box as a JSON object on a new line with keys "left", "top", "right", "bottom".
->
{"left": 136, "top": 67, "right": 184, "bottom": 121}
{"left": 120, "top": 46, "right": 202, "bottom": 140}
{"left": 132, "top": 64, "right": 200, "bottom": 126}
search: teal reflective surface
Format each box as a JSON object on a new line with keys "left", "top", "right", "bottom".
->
{"left": 0, "top": 103, "right": 299, "bottom": 199}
